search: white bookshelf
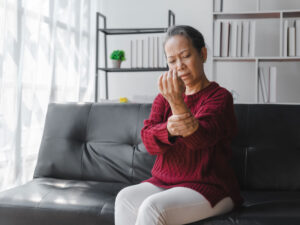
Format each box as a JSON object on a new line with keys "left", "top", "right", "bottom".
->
{"left": 212, "top": 0, "right": 300, "bottom": 104}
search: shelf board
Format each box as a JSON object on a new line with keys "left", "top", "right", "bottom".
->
{"left": 98, "top": 67, "right": 169, "bottom": 72}
{"left": 213, "top": 57, "right": 256, "bottom": 62}
{"left": 258, "top": 56, "right": 300, "bottom": 61}
{"left": 213, "top": 57, "right": 300, "bottom": 62}
{"left": 98, "top": 28, "right": 168, "bottom": 35}
{"left": 214, "top": 9, "right": 300, "bottom": 19}
{"left": 283, "top": 11, "right": 300, "bottom": 18}
{"left": 213, "top": 11, "right": 281, "bottom": 19}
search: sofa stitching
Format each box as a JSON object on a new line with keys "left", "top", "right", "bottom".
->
{"left": 131, "top": 104, "right": 142, "bottom": 183}
{"left": 36, "top": 188, "right": 55, "bottom": 208}
{"left": 81, "top": 104, "right": 93, "bottom": 180}
{"left": 244, "top": 104, "right": 250, "bottom": 188}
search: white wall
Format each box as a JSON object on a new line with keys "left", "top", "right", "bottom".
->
{"left": 97, "top": 0, "right": 213, "bottom": 101}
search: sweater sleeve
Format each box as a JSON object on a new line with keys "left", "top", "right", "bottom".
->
{"left": 141, "top": 94, "right": 177, "bottom": 155}
{"left": 182, "top": 91, "right": 237, "bottom": 151}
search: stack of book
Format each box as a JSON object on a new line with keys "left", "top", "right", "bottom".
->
{"left": 283, "top": 20, "right": 300, "bottom": 57}
{"left": 130, "top": 36, "right": 167, "bottom": 68}
{"left": 258, "top": 66, "right": 277, "bottom": 103}
{"left": 214, "top": 20, "right": 256, "bottom": 57}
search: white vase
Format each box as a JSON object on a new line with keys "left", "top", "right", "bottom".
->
{"left": 112, "top": 60, "right": 122, "bottom": 68}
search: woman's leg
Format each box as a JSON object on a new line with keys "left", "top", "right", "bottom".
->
{"left": 135, "top": 187, "right": 234, "bottom": 225}
{"left": 114, "top": 182, "right": 164, "bottom": 225}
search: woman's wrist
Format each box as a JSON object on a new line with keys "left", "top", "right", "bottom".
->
{"left": 169, "top": 100, "right": 189, "bottom": 115}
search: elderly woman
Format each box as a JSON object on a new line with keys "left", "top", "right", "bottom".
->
{"left": 115, "top": 25, "right": 243, "bottom": 225}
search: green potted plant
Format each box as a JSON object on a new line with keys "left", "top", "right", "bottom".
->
{"left": 110, "top": 50, "right": 126, "bottom": 68}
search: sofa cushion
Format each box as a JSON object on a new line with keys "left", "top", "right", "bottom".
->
{"left": 0, "top": 178, "right": 127, "bottom": 225}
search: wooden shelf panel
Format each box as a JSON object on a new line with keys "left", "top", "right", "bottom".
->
{"left": 98, "top": 67, "right": 169, "bottom": 72}
{"left": 213, "top": 11, "right": 281, "bottom": 19}
{"left": 213, "top": 57, "right": 300, "bottom": 62}
{"left": 283, "top": 11, "right": 300, "bottom": 18}
{"left": 98, "top": 28, "right": 168, "bottom": 35}
{"left": 214, "top": 10, "right": 300, "bottom": 19}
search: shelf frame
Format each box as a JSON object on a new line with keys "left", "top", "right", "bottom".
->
{"left": 95, "top": 10, "right": 175, "bottom": 101}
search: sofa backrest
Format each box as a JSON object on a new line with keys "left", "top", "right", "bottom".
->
{"left": 34, "top": 103, "right": 300, "bottom": 191}
{"left": 34, "top": 103, "right": 154, "bottom": 184}
{"left": 231, "top": 104, "right": 300, "bottom": 191}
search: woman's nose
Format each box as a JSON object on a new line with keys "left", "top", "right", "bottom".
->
{"left": 176, "top": 59, "right": 185, "bottom": 70}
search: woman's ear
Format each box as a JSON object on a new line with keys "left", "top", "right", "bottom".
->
{"left": 201, "top": 47, "right": 207, "bottom": 63}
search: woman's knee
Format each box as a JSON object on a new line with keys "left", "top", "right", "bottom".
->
{"left": 115, "top": 186, "right": 135, "bottom": 206}
{"left": 137, "top": 196, "right": 166, "bottom": 224}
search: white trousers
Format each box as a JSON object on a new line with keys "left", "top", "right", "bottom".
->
{"left": 114, "top": 182, "right": 234, "bottom": 225}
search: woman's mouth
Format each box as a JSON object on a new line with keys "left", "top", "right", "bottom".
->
{"left": 179, "top": 73, "right": 190, "bottom": 79}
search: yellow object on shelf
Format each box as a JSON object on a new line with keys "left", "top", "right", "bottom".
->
{"left": 119, "top": 97, "right": 128, "bottom": 103}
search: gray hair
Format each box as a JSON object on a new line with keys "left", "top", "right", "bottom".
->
{"left": 163, "top": 25, "right": 206, "bottom": 55}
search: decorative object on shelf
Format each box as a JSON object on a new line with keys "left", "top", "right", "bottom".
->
{"left": 110, "top": 50, "right": 126, "bottom": 68}
{"left": 214, "top": 0, "right": 223, "bottom": 12}
{"left": 283, "top": 19, "right": 300, "bottom": 57}
{"left": 119, "top": 97, "right": 128, "bottom": 103}
{"left": 230, "top": 89, "right": 239, "bottom": 103}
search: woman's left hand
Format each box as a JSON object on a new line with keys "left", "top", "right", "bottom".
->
{"left": 167, "top": 112, "right": 199, "bottom": 138}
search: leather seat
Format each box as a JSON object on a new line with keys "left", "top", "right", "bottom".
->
{"left": 0, "top": 177, "right": 127, "bottom": 225}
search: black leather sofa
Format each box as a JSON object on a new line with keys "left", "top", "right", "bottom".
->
{"left": 0, "top": 103, "right": 299, "bottom": 225}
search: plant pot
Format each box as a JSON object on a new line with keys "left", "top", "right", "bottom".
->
{"left": 112, "top": 60, "right": 122, "bottom": 68}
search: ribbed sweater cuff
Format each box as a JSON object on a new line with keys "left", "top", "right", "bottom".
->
{"left": 182, "top": 125, "right": 202, "bottom": 150}
{"left": 154, "top": 122, "right": 176, "bottom": 145}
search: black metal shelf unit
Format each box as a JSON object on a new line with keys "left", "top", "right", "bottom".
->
{"left": 95, "top": 10, "right": 175, "bottom": 101}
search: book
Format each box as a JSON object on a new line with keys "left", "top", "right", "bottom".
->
{"left": 214, "top": 20, "right": 221, "bottom": 57}
{"left": 258, "top": 67, "right": 268, "bottom": 103}
{"left": 258, "top": 74, "right": 265, "bottom": 103}
{"left": 242, "top": 21, "right": 249, "bottom": 57}
{"left": 143, "top": 38, "right": 148, "bottom": 68}
{"left": 130, "top": 39, "right": 137, "bottom": 68}
{"left": 157, "top": 36, "right": 160, "bottom": 68}
{"left": 269, "top": 66, "right": 277, "bottom": 103}
{"left": 283, "top": 20, "right": 288, "bottom": 57}
{"left": 237, "top": 21, "right": 242, "bottom": 57}
{"left": 288, "top": 26, "right": 296, "bottom": 57}
{"left": 214, "top": 0, "right": 222, "bottom": 12}
{"left": 221, "top": 21, "right": 230, "bottom": 57}
{"left": 153, "top": 36, "right": 156, "bottom": 67}
{"left": 249, "top": 21, "right": 256, "bottom": 57}
{"left": 160, "top": 36, "right": 166, "bottom": 67}
{"left": 136, "top": 39, "right": 139, "bottom": 67}
{"left": 148, "top": 36, "right": 151, "bottom": 67}
{"left": 136, "top": 39, "right": 141, "bottom": 68}
{"left": 130, "top": 40, "right": 133, "bottom": 68}
{"left": 140, "top": 39, "right": 144, "bottom": 68}
{"left": 296, "top": 20, "right": 300, "bottom": 56}
{"left": 149, "top": 36, "right": 153, "bottom": 68}
{"left": 229, "top": 21, "right": 237, "bottom": 57}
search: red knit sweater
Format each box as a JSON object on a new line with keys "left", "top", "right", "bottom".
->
{"left": 141, "top": 81, "right": 244, "bottom": 209}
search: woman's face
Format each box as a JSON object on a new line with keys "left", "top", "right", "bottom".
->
{"left": 164, "top": 35, "right": 206, "bottom": 87}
